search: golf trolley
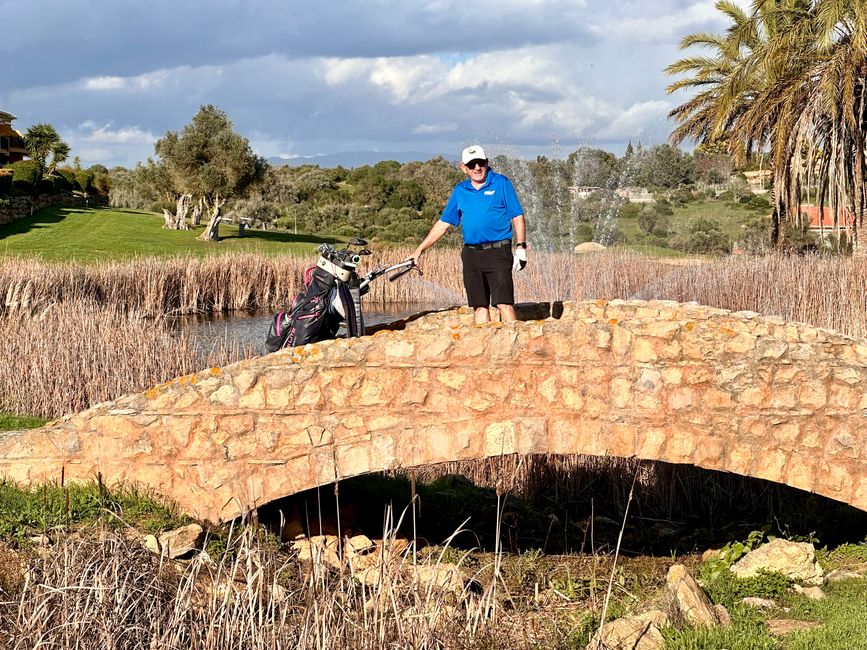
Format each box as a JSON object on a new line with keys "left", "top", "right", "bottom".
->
{"left": 265, "top": 237, "right": 421, "bottom": 352}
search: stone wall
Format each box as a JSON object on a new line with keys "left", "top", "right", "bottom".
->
{"left": 0, "top": 193, "right": 94, "bottom": 225}
{"left": 1, "top": 300, "right": 865, "bottom": 522}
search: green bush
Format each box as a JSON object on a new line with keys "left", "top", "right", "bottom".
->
{"left": 75, "top": 170, "right": 94, "bottom": 193}
{"left": 0, "top": 169, "right": 12, "bottom": 195}
{"left": 9, "top": 160, "right": 41, "bottom": 194}
{"left": 617, "top": 203, "right": 641, "bottom": 220}
{"left": 51, "top": 172, "right": 73, "bottom": 192}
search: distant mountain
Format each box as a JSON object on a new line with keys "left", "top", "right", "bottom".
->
{"left": 268, "top": 150, "right": 456, "bottom": 168}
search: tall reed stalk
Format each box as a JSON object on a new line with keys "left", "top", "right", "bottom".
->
{"left": 0, "top": 299, "right": 251, "bottom": 419}
{"left": 3, "top": 521, "right": 517, "bottom": 649}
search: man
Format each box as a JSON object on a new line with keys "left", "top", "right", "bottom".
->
{"left": 410, "top": 145, "right": 528, "bottom": 324}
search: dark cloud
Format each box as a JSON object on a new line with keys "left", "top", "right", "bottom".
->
{"left": 3, "top": 0, "right": 597, "bottom": 89}
{"left": 2, "top": 0, "right": 735, "bottom": 166}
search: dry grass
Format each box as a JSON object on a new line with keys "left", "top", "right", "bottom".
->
{"left": 0, "top": 299, "right": 251, "bottom": 419}
{"left": 4, "top": 250, "right": 863, "bottom": 338}
{"left": 570, "top": 251, "right": 867, "bottom": 339}
{"left": 0, "top": 521, "right": 528, "bottom": 650}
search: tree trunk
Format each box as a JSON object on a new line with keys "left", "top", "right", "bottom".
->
{"left": 190, "top": 197, "right": 204, "bottom": 226}
{"left": 162, "top": 194, "right": 192, "bottom": 230}
{"left": 198, "top": 195, "right": 226, "bottom": 241}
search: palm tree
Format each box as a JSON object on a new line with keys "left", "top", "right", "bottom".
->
{"left": 23, "top": 123, "right": 70, "bottom": 179}
{"left": 668, "top": 0, "right": 867, "bottom": 248}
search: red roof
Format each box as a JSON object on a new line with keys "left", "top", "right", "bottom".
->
{"left": 797, "top": 204, "right": 853, "bottom": 229}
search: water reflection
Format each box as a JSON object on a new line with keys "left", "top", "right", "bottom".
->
{"left": 171, "top": 303, "right": 451, "bottom": 356}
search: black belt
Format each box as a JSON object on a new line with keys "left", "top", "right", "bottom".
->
{"left": 464, "top": 239, "right": 511, "bottom": 250}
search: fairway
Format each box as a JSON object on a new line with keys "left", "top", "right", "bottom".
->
{"left": 0, "top": 207, "right": 344, "bottom": 262}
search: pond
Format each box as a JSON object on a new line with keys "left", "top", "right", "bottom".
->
{"left": 171, "top": 302, "right": 453, "bottom": 356}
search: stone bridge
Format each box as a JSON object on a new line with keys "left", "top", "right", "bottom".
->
{"left": 1, "top": 300, "right": 865, "bottom": 522}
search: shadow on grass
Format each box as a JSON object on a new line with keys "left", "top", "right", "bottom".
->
{"left": 0, "top": 206, "right": 76, "bottom": 238}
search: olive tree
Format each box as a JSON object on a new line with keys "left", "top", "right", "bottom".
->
{"left": 155, "top": 105, "right": 266, "bottom": 240}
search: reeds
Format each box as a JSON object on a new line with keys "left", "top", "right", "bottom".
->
{"left": 2, "top": 518, "right": 520, "bottom": 650}
{"left": 570, "top": 251, "right": 867, "bottom": 339}
{"left": 4, "top": 250, "right": 863, "bottom": 337}
{"left": 0, "top": 299, "right": 251, "bottom": 419}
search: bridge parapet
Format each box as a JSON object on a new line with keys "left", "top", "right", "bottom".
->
{"left": 1, "top": 300, "right": 865, "bottom": 521}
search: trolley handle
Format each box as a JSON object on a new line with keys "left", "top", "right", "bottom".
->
{"left": 388, "top": 260, "right": 422, "bottom": 282}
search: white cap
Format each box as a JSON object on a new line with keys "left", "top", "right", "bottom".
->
{"left": 461, "top": 144, "right": 487, "bottom": 165}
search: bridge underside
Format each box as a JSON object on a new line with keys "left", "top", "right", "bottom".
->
{"left": 1, "top": 300, "right": 865, "bottom": 522}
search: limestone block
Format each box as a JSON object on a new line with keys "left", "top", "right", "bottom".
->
{"left": 588, "top": 609, "right": 668, "bottom": 650}
{"left": 666, "top": 564, "right": 721, "bottom": 628}
{"left": 156, "top": 524, "right": 204, "bottom": 559}
{"left": 731, "top": 539, "right": 824, "bottom": 586}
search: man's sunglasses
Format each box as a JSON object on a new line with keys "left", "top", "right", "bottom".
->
{"left": 465, "top": 159, "right": 487, "bottom": 170}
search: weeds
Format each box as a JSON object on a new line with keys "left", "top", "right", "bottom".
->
{"left": 0, "top": 480, "right": 190, "bottom": 540}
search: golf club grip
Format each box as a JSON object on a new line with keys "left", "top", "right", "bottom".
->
{"left": 388, "top": 266, "right": 414, "bottom": 282}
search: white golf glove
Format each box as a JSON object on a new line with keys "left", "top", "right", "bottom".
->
{"left": 512, "top": 247, "right": 528, "bottom": 272}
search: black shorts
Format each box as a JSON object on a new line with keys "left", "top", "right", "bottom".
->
{"left": 460, "top": 245, "right": 514, "bottom": 308}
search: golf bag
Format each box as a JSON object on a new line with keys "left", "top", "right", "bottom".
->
{"left": 265, "top": 239, "right": 419, "bottom": 353}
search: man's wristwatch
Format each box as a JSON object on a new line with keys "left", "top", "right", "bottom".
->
{"left": 516, "top": 242, "right": 527, "bottom": 249}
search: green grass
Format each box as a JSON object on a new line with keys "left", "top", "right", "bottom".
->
{"left": 0, "top": 413, "right": 48, "bottom": 431}
{"left": 0, "top": 206, "right": 346, "bottom": 262}
{"left": 617, "top": 198, "right": 763, "bottom": 255}
{"left": 0, "top": 480, "right": 191, "bottom": 538}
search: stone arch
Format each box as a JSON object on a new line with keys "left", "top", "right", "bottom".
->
{"left": 1, "top": 300, "right": 865, "bottom": 522}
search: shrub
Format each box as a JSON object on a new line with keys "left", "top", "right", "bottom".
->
{"left": 0, "top": 169, "right": 12, "bottom": 195}
{"left": 9, "top": 160, "right": 41, "bottom": 194}
{"left": 51, "top": 172, "right": 73, "bottom": 193}
{"left": 75, "top": 170, "right": 94, "bottom": 193}
{"left": 637, "top": 206, "right": 659, "bottom": 235}
{"left": 617, "top": 203, "right": 641, "bottom": 220}
{"left": 670, "top": 217, "right": 730, "bottom": 254}
{"left": 574, "top": 222, "right": 594, "bottom": 243}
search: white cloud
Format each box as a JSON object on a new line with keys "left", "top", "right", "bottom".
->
{"left": 596, "top": 1, "right": 732, "bottom": 43}
{"left": 84, "top": 77, "right": 126, "bottom": 91}
{"left": 77, "top": 122, "right": 156, "bottom": 145}
{"left": 599, "top": 100, "right": 673, "bottom": 140}
{"left": 412, "top": 122, "right": 458, "bottom": 135}
{"left": 6, "top": 0, "right": 734, "bottom": 166}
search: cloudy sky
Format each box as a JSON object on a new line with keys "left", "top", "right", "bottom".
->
{"left": 2, "top": 0, "right": 735, "bottom": 168}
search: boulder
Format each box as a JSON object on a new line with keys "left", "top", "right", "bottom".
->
{"left": 793, "top": 585, "right": 826, "bottom": 600}
{"left": 742, "top": 597, "right": 777, "bottom": 609}
{"left": 731, "top": 539, "right": 824, "bottom": 586}
{"left": 666, "top": 564, "right": 722, "bottom": 628}
{"left": 766, "top": 619, "right": 823, "bottom": 636}
{"left": 141, "top": 524, "right": 204, "bottom": 559}
{"left": 409, "top": 564, "right": 465, "bottom": 596}
{"left": 588, "top": 609, "right": 668, "bottom": 650}
{"left": 574, "top": 241, "right": 607, "bottom": 253}
{"left": 291, "top": 535, "right": 341, "bottom": 570}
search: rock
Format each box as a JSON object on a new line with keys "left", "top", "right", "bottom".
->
{"left": 793, "top": 585, "right": 826, "bottom": 600}
{"left": 28, "top": 534, "right": 51, "bottom": 547}
{"left": 742, "top": 597, "right": 777, "bottom": 609}
{"left": 731, "top": 539, "right": 824, "bottom": 586}
{"left": 141, "top": 534, "right": 160, "bottom": 555}
{"left": 588, "top": 610, "right": 668, "bottom": 650}
{"left": 766, "top": 619, "right": 823, "bottom": 636}
{"left": 409, "top": 564, "right": 465, "bottom": 596}
{"left": 701, "top": 548, "right": 725, "bottom": 563}
{"left": 574, "top": 242, "right": 607, "bottom": 253}
{"left": 713, "top": 604, "right": 732, "bottom": 627}
{"left": 157, "top": 524, "right": 204, "bottom": 559}
{"left": 292, "top": 535, "right": 342, "bottom": 570}
{"left": 825, "top": 569, "right": 863, "bottom": 582}
{"left": 345, "top": 534, "right": 375, "bottom": 556}
{"left": 666, "top": 564, "right": 721, "bottom": 628}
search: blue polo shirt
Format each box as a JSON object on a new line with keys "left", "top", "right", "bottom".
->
{"left": 440, "top": 170, "right": 524, "bottom": 245}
